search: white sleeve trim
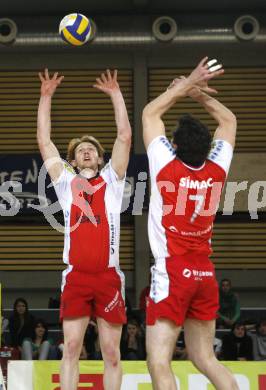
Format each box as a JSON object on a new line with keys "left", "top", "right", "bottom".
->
{"left": 208, "top": 139, "right": 233, "bottom": 174}
{"left": 147, "top": 136, "right": 175, "bottom": 179}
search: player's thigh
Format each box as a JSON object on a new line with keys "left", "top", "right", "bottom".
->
{"left": 63, "top": 316, "right": 90, "bottom": 348}
{"left": 146, "top": 319, "right": 181, "bottom": 362}
{"left": 97, "top": 317, "right": 122, "bottom": 356}
{"left": 184, "top": 318, "right": 216, "bottom": 360}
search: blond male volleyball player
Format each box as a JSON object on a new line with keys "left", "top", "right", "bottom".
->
{"left": 142, "top": 58, "right": 239, "bottom": 390}
{"left": 37, "top": 69, "right": 131, "bottom": 390}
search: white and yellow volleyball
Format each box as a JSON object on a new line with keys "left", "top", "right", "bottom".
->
{"left": 59, "top": 13, "right": 92, "bottom": 46}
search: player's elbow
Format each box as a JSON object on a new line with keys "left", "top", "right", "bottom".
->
{"left": 142, "top": 104, "right": 154, "bottom": 120}
{"left": 142, "top": 106, "right": 160, "bottom": 128}
{"left": 220, "top": 112, "right": 237, "bottom": 128}
{"left": 118, "top": 126, "right": 132, "bottom": 144}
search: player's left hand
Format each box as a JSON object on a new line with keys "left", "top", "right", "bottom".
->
{"left": 93, "top": 69, "right": 120, "bottom": 95}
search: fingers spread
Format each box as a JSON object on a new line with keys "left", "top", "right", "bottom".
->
{"left": 95, "top": 77, "right": 104, "bottom": 85}
{"left": 199, "top": 56, "right": 209, "bottom": 68}
{"left": 52, "top": 72, "right": 59, "bottom": 80}
{"left": 106, "top": 69, "right": 112, "bottom": 80}
{"left": 38, "top": 72, "right": 45, "bottom": 82}
{"left": 93, "top": 84, "right": 103, "bottom": 91}
{"left": 57, "top": 75, "right": 64, "bottom": 84}
{"left": 101, "top": 72, "right": 108, "bottom": 83}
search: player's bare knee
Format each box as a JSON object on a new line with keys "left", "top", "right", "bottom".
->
{"left": 147, "top": 356, "right": 170, "bottom": 375}
{"left": 63, "top": 338, "right": 82, "bottom": 361}
{"left": 102, "top": 344, "right": 120, "bottom": 367}
{"left": 192, "top": 353, "right": 218, "bottom": 376}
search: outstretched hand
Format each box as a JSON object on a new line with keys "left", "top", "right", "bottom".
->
{"left": 93, "top": 69, "right": 120, "bottom": 96}
{"left": 39, "top": 69, "right": 64, "bottom": 97}
{"left": 168, "top": 56, "right": 224, "bottom": 96}
{"left": 188, "top": 57, "right": 224, "bottom": 88}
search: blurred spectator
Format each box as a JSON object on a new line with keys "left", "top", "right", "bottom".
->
{"left": 120, "top": 319, "right": 145, "bottom": 360}
{"left": 249, "top": 319, "right": 266, "bottom": 361}
{"left": 217, "top": 279, "right": 240, "bottom": 328}
{"left": 85, "top": 319, "right": 102, "bottom": 360}
{"left": 221, "top": 321, "right": 253, "bottom": 361}
{"left": 1, "top": 309, "right": 9, "bottom": 346}
{"left": 8, "top": 298, "right": 35, "bottom": 348}
{"left": 21, "top": 319, "right": 54, "bottom": 360}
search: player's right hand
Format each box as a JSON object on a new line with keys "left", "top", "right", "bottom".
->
{"left": 38, "top": 68, "right": 64, "bottom": 97}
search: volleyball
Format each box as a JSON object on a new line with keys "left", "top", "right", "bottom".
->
{"left": 59, "top": 13, "right": 92, "bottom": 46}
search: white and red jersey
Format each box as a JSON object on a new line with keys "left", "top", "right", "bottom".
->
{"left": 53, "top": 160, "right": 125, "bottom": 277}
{"left": 148, "top": 136, "right": 233, "bottom": 260}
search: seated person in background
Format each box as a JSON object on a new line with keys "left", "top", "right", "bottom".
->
{"left": 217, "top": 278, "right": 240, "bottom": 328}
{"left": 84, "top": 319, "right": 102, "bottom": 360}
{"left": 1, "top": 309, "right": 9, "bottom": 346}
{"left": 249, "top": 318, "right": 266, "bottom": 361}
{"left": 8, "top": 298, "right": 35, "bottom": 349}
{"left": 120, "top": 319, "right": 145, "bottom": 360}
{"left": 221, "top": 321, "right": 253, "bottom": 361}
{"left": 21, "top": 319, "right": 54, "bottom": 360}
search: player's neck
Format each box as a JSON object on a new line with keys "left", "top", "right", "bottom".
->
{"left": 78, "top": 167, "right": 99, "bottom": 179}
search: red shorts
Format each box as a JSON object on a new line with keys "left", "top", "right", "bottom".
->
{"left": 60, "top": 267, "right": 126, "bottom": 324}
{"left": 146, "top": 254, "right": 219, "bottom": 326}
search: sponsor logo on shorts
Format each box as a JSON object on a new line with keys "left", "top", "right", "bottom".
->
{"left": 183, "top": 268, "right": 192, "bottom": 278}
{"left": 193, "top": 270, "right": 213, "bottom": 278}
{"left": 104, "top": 291, "right": 120, "bottom": 313}
{"left": 193, "top": 269, "right": 214, "bottom": 281}
{"left": 182, "top": 268, "right": 213, "bottom": 280}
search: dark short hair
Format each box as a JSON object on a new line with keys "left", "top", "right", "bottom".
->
{"left": 172, "top": 114, "right": 212, "bottom": 167}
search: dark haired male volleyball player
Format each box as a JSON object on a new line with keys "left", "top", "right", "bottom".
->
{"left": 142, "top": 58, "right": 239, "bottom": 389}
{"left": 37, "top": 69, "right": 131, "bottom": 390}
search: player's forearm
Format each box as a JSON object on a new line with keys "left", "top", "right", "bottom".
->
{"left": 37, "top": 96, "right": 53, "bottom": 146}
{"left": 111, "top": 90, "right": 132, "bottom": 142}
{"left": 143, "top": 78, "right": 193, "bottom": 119}
{"left": 191, "top": 90, "right": 236, "bottom": 126}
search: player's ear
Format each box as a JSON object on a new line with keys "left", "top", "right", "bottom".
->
{"left": 97, "top": 156, "right": 103, "bottom": 167}
{"left": 171, "top": 139, "right": 177, "bottom": 150}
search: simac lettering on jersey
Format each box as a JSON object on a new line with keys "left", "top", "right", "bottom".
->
{"left": 179, "top": 177, "right": 213, "bottom": 189}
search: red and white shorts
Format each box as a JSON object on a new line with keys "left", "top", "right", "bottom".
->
{"left": 146, "top": 254, "right": 219, "bottom": 326}
{"left": 60, "top": 267, "right": 126, "bottom": 324}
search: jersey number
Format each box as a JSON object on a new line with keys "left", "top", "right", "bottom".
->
{"left": 189, "top": 194, "right": 204, "bottom": 223}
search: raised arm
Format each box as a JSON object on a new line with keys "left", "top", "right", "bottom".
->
{"left": 37, "top": 69, "right": 64, "bottom": 182}
{"left": 188, "top": 88, "right": 237, "bottom": 148}
{"left": 142, "top": 57, "right": 224, "bottom": 149}
{"left": 93, "top": 69, "right": 131, "bottom": 179}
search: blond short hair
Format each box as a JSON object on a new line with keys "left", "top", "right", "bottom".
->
{"left": 66, "top": 135, "right": 105, "bottom": 169}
